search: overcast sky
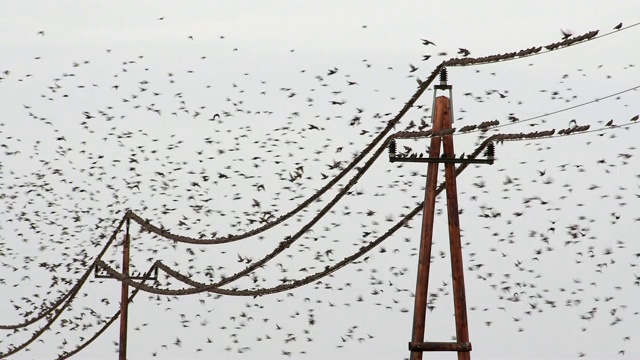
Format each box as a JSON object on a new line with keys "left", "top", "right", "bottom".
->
{"left": 1, "top": 1, "right": 640, "bottom": 360}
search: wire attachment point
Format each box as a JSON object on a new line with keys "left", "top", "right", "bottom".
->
{"left": 485, "top": 142, "right": 495, "bottom": 160}
{"left": 388, "top": 139, "right": 397, "bottom": 158}
{"left": 439, "top": 68, "right": 448, "bottom": 85}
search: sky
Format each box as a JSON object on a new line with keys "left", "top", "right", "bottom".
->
{"left": 1, "top": 1, "right": 640, "bottom": 359}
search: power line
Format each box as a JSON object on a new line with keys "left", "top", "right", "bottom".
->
{"left": 500, "top": 119, "right": 640, "bottom": 142}
{"left": 126, "top": 64, "right": 447, "bottom": 246}
{"left": 484, "top": 85, "right": 640, "bottom": 132}
{"left": 93, "top": 132, "right": 517, "bottom": 297}
{"left": 443, "top": 21, "right": 640, "bottom": 67}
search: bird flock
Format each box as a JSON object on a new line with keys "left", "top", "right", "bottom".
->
{"left": 1, "top": 16, "right": 640, "bottom": 360}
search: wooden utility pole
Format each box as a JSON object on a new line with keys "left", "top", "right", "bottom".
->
{"left": 118, "top": 217, "right": 130, "bottom": 360}
{"left": 94, "top": 212, "right": 159, "bottom": 360}
{"left": 388, "top": 69, "right": 494, "bottom": 360}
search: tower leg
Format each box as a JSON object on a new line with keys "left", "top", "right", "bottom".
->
{"left": 118, "top": 217, "right": 130, "bottom": 360}
{"left": 441, "top": 99, "right": 470, "bottom": 360}
{"left": 409, "top": 96, "right": 446, "bottom": 360}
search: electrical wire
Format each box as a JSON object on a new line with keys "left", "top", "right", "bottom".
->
{"left": 125, "top": 63, "right": 446, "bottom": 245}
{"left": 500, "top": 119, "right": 640, "bottom": 142}
{"left": 443, "top": 22, "right": 640, "bottom": 67}
{"left": 94, "top": 134, "right": 506, "bottom": 297}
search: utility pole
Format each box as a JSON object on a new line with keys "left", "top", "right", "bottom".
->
{"left": 95, "top": 212, "right": 158, "bottom": 360}
{"left": 118, "top": 216, "right": 130, "bottom": 360}
{"left": 388, "top": 69, "right": 495, "bottom": 360}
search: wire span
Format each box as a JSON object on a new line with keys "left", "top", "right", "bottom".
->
{"left": 93, "top": 135, "right": 504, "bottom": 297}
{"left": 125, "top": 63, "right": 446, "bottom": 245}
{"left": 486, "top": 85, "right": 640, "bottom": 132}
{"left": 126, "top": 91, "right": 451, "bottom": 295}
{"left": 500, "top": 120, "right": 640, "bottom": 142}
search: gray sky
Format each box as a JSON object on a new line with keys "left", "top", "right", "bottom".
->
{"left": 1, "top": 1, "right": 640, "bottom": 359}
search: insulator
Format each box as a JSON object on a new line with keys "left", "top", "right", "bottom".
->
{"left": 439, "top": 67, "right": 448, "bottom": 85}
{"left": 485, "top": 142, "right": 495, "bottom": 159}
{"left": 388, "top": 138, "right": 396, "bottom": 157}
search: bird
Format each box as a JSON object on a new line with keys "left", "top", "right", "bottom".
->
{"left": 561, "top": 29, "right": 572, "bottom": 40}
{"left": 614, "top": 22, "right": 622, "bottom": 30}
{"left": 421, "top": 39, "right": 436, "bottom": 46}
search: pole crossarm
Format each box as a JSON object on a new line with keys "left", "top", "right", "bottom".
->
{"left": 389, "top": 157, "right": 494, "bottom": 164}
{"left": 94, "top": 265, "right": 159, "bottom": 281}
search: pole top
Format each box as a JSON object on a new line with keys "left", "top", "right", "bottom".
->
{"left": 434, "top": 67, "right": 451, "bottom": 90}
{"left": 439, "top": 68, "right": 447, "bottom": 85}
